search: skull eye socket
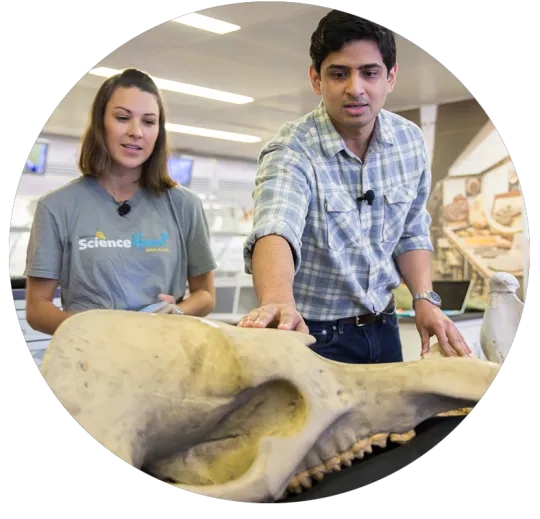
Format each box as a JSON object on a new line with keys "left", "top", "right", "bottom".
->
{"left": 142, "top": 379, "right": 307, "bottom": 486}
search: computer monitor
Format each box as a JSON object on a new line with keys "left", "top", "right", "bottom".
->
{"left": 432, "top": 280, "right": 473, "bottom": 314}
{"left": 396, "top": 280, "right": 473, "bottom": 318}
{"left": 168, "top": 156, "right": 193, "bottom": 186}
{"left": 24, "top": 140, "right": 48, "bottom": 175}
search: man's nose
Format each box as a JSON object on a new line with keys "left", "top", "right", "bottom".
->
{"left": 345, "top": 73, "right": 366, "bottom": 97}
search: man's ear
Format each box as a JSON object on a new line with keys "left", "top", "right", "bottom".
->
{"left": 309, "top": 64, "right": 322, "bottom": 96}
{"left": 387, "top": 63, "right": 398, "bottom": 93}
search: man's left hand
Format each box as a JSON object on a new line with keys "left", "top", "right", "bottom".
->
{"left": 414, "top": 299, "right": 472, "bottom": 358}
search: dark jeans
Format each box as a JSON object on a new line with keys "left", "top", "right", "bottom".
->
{"left": 304, "top": 309, "right": 403, "bottom": 364}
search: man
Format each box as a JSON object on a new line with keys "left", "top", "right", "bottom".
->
{"left": 239, "top": 10, "right": 471, "bottom": 363}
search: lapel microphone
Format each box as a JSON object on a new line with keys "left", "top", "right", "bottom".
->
{"left": 358, "top": 190, "right": 375, "bottom": 206}
{"left": 117, "top": 201, "right": 131, "bottom": 217}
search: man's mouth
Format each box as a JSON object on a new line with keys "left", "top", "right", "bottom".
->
{"left": 344, "top": 103, "right": 368, "bottom": 116}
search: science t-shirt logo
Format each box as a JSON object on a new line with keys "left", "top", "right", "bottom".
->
{"left": 78, "top": 230, "right": 170, "bottom": 253}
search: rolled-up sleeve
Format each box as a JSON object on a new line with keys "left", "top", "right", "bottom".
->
{"left": 243, "top": 144, "right": 311, "bottom": 274}
{"left": 393, "top": 143, "right": 434, "bottom": 258}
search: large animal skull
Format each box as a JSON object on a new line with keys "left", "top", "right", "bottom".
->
{"left": 40, "top": 310, "right": 500, "bottom": 502}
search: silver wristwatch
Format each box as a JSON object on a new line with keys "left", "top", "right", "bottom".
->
{"left": 412, "top": 291, "right": 442, "bottom": 308}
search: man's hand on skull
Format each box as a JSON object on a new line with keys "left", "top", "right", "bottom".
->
{"left": 414, "top": 299, "right": 472, "bottom": 358}
{"left": 237, "top": 303, "right": 309, "bottom": 333}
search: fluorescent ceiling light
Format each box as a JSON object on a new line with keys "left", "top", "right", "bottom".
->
{"left": 166, "top": 122, "right": 261, "bottom": 143}
{"left": 89, "top": 67, "right": 253, "bottom": 104}
{"left": 172, "top": 13, "right": 240, "bottom": 34}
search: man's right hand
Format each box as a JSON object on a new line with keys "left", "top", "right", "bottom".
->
{"left": 237, "top": 303, "right": 309, "bottom": 333}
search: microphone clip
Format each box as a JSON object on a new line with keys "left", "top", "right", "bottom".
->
{"left": 358, "top": 190, "right": 375, "bottom": 206}
{"left": 117, "top": 201, "right": 131, "bottom": 217}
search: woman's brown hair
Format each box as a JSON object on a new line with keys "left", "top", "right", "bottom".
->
{"left": 78, "top": 68, "right": 176, "bottom": 193}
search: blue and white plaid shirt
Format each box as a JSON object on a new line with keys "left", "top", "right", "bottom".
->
{"left": 244, "top": 101, "right": 433, "bottom": 321}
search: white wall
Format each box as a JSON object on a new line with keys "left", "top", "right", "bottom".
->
{"left": 448, "top": 120, "right": 509, "bottom": 177}
{"left": 442, "top": 162, "right": 514, "bottom": 219}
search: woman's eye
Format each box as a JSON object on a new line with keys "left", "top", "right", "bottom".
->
{"left": 144, "top": 120, "right": 156, "bottom": 126}
{"left": 116, "top": 116, "right": 129, "bottom": 121}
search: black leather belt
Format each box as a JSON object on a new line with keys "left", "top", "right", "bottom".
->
{"left": 340, "top": 297, "right": 396, "bottom": 327}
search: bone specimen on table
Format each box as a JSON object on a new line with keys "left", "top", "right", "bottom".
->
{"left": 486, "top": 208, "right": 523, "bottom": 239}
{"left": 493, "top": 205, "right": 522, "bottom": 227}
{"left": 487, "top": 253, "right": 523, "bottom": 273}
{"left": 443, "top": 194, "right": 469, "bottom": 222}
{"left": 40, "top": 310, "right": 501, "bottom": 503}
{"left": 480, "top": 273, "right": 524, "bottom": 364}
{"left": 468, "top": 196, "right": 488, "bottom": 229}
{"left": 478, "top": 247, "right": 503, "bottom": 259}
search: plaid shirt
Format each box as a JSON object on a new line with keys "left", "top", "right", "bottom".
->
{"left": 243, "top": 101, "right": 433, "bottom": 321}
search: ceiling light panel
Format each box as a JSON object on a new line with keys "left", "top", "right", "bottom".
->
{"left": 166, "top": 122, "right": 261, "bottom": 143}
{"left": 171, "top": 13, "right": 240, "bottom": 34}
{"left": 89, "top": 67, "right": 253, "bottom": 104}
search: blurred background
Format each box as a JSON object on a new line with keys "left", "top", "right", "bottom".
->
{"left": 10, "top": 2, "right": 528, "bottom": 364}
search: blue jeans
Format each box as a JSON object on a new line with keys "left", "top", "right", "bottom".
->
{"left": 304, "top": 310, "right": 403, "bottom": 364}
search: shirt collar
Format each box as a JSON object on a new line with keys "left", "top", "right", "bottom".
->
{"left": 314, "top": 101, "right": 395, "bottom": 158}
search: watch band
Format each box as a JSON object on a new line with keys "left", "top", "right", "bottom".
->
{"left": 412, "top": 291, "right": 442, "bottom": 308}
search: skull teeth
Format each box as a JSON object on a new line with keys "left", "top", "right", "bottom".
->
{"left": 369, "top": 432, "right": 389, "bottom": 448}
{"left": 389, "top": 429, "right": 416, "bottom": 444}
{"left": 324, "top": 455, "right": 342, "bottom": 472}
{"left": 286, "top": 429, "right": 418, "bottom": 497}
{"left": 340, "top": 451, "right": 354, "bottom": 467}
{"left": 351, "top": 438, "right": 371, "bottom": 457}
{"left": 436, "top": 407, "right": 472, "bottom": 417}
{"left": 310, "top": 467, "right": 326, "bottom": 481}
{"left": 297, "top": 473, "right": 312, "bottom": 488}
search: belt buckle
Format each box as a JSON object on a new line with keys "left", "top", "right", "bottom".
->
{"left": 354, "top": 315, "right": 366, "bottom": 327}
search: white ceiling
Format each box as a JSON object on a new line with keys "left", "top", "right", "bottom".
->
{"left": 42, "top": 2, "right": 473, "bottom": 162}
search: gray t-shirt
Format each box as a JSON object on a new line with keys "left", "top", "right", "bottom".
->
{"left": 24, "top": 177, "right": 217, "bottom": 312}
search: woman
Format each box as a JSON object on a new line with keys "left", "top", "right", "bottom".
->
{"left": 24, "top": 68, "right": 217, "bottom": 335}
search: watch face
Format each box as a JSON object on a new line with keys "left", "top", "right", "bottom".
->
{"left": 429, "top": 291, "right": 442, "bottom": 305}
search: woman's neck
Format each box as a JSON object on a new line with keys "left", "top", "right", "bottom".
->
{"left": 98, "top": 165, "right": 142, "bottom": 202}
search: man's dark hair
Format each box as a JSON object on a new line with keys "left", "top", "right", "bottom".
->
{"left": 309, "top": 10, "right": 397, "bottom": 75}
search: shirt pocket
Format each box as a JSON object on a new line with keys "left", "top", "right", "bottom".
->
{"left": 324, "top": 192, "right": 362, "bottom": 251}
{"left": 382, "top": 184, "right": 416, "bottom": 244}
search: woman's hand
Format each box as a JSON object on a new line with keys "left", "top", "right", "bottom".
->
{"left": 157, "top": 294, "right": 176, "bottom": 305}
{"left": 155, "top": 294, "right": 183, "bottom": 314}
